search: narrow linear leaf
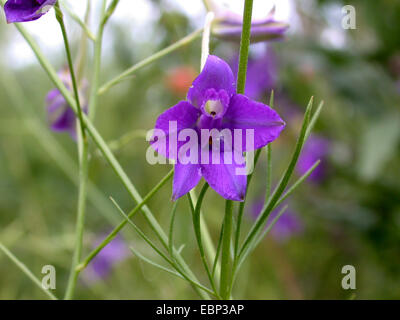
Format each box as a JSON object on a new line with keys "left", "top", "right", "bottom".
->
{"left": 168, "top": 201, "right": 179, "bottom": 259}
{"left": 129, "top": 247, "right": 215, "bottom": 297}
{"left": 0, "top": 242, "right": 58, "bottom": 300}
{"left": 239, "top": 96, "right": 315, "bottom": 262}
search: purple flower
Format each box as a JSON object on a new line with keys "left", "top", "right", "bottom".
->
{"left": 83, "top": 234, "right": 129, "bottom": 283}
{"left": 4, "top": 0, "right": 57, "bottom": 23}
{"left": 230, "top": 46, "right": 278, "bottom": 100}
{"left": 297, "top": 135, "right": 331, "bottom": 183}
{"left": 46, "top": 68, "right": 87, "bottom": 140}
{"left": 150, "top": 55, "right": 285, "bottom": 201}
{"left": 251, "top": 200, "right": 303, "bottom": 242}
{"left": 212, "top": 6, "right": 289, "bottom": 43}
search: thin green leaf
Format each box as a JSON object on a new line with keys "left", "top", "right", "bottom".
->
{"left": 239, "top": 96, "right": 315, "bottom": 263}
{"left": 129, "top": 247, "right": 215, "bottom": 297}
{"left": 0, "top": 242, "right": 58, "bottom": 300}
{"left": 236, "top": 205, "right": 288, "bottom": 273}
{"left": 274, "top": 160, "right": 321, "bottom": 210}
{"left": 212, "top": 222, "right": 224, "bottom": 279}
{"left": 305, "top": 100, "right": 324, "bottom": 140}
{"left": 168, "top": 201, "right": 179, "bottom": 259}
{"left": 234, "top": 148, "right": 263, "bottom": 257}
{"left": 188, "top": 184, "right": 219, "bottom": 296}
{"left": 265, "top": 89, "right": 275, "bottom": 202}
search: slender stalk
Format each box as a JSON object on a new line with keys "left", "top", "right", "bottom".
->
{"left": 234, "top": 149, "right": 262, "bottom": 257}
{"left": 221, "top": 0, "right": 254, "bottom": 300}
{"left": 89, "top": 0, "right": 120, "bottom": 120}
{"left": 201, "top": 12, "right": 215, "bottom": 69}
{"left": 236, "top": 0, "right": 254, "bottom": 94}
{"left": 188, "top": 186, "right": 220, "bottom": 297}
{"left": 64, "top": 135, "right": 89, "bottom": 299}
{"left": 220, "top": 200, "right": 234, "bottom": 299}
{"left": 189, "top": 190, "right": 220, "bottom": 283}
{"left": 266, "top": 90, "right": 275, "bottom": 203}
{"left": 54, "top": 3, "right": 89, "bottom": 299}
{"left": 54, "top": 3, "right": 86, "bottom": 139}
{"left": 98, "top": 28, "right": 203, "bottom": 95}
{"left": 0, "top": 242, "right": 58, "bottom": 300}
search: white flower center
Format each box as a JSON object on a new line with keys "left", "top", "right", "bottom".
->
{"left": 205, "top": 100, "right": 224, "bottom": 117}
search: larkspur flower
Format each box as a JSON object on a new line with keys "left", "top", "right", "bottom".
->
{"left": 297, "top": 135, "right": 330, "bottom": 183}
{"left": 4, "top": 0, "right": 57, "bottom": 23}
{"left": 231, "top": 46, "right": 278, "bottom": 100}
{"left": 46, "top": 68, "right": 87, "bottom": 140}
{"left": 251, "top": 200, "right": 304, "bottom": 242}
{"left": 212, "top": 6, "right": 289, "bottom": 43}
{"left": 83, "top": 234, "right": 129, "bottom": 283}
{"left": 150, "top": 55, "right": 285, "bottom": 201}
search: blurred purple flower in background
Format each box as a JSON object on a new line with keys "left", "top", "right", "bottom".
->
{"left": 83, "top": 234, "right": 129, "bottom": 283}
{"left": 297, "top": 135, "right": 331, "bottom": 183}
{"left": 212, "top": 6, "right": 289, "bottom": 43}
{"left": 4, "top": 0, "right": 57, "bottom": 23}
{"left": 46, "top": 68, "right": 87, "bottom": 140}
{"left": 231, "top": 46, "right": 278, "bottom": 100}
{"left": 251, "top": 199, "right": 304, "bottom": 242}
{"left": 151, "top": 55, "right": 285, "bottom": 201}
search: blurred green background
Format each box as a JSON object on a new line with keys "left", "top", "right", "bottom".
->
{"left": 0, "top": 0, "right": 399, "bottom": 299}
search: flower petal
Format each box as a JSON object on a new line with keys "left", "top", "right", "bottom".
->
{"left": 222, "top": 94, "right": 285, "bottom": 151}
{"left": 150, "top": 101, "right": 200, "bottom": 159}
{"left": 4, "top": 0, "right": 56, "bottom": 23}
{"left": 187, "top": 55, "right": 236, "bottom": 108}
{"left": 172, "top": 163, "right": 202, "bottom": 201}
{"left": 201, "top": 151, "right": 247, "bottom": 201}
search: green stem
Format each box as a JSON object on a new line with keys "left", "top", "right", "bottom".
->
{"left": 54, "top": 3, "right": 86, "bottom": 139}
{"left": 0, "top": 242, "right": 58, "bottom": 300}
{"left": 64, "top": 135, "right": 89, "bottom": 300}
{"left": 220, "top": 200, "right": 234, "bottom": 299}
{"left": 236, "top": 0, "right": 254, "bottom": 94}
{"left": 234, "top": 149, "right": 262, "bottom": 257}
{"left": 189, "top": 189, "right": 219, "bottom": 283}
{"left": 88, "top": 0, "right": 119, "bottom": 120}
{"left": 222, "top": 0, "right": 254, "bottom": 300}
{"left": 54, "top": 4, "right": 89, "bottom": 300}
{"left": 98, "top": 28, "right": 203, "bottom": 95}
{"left": 265, "top": 90, "right": 275, "bottom": 203}
{"left": 188, "top": 186, "right": 220, "bottom": 298}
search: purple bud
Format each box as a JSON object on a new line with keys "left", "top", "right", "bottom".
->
{"left": 212, "top": 6, "right": 289, "bottom": 43}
